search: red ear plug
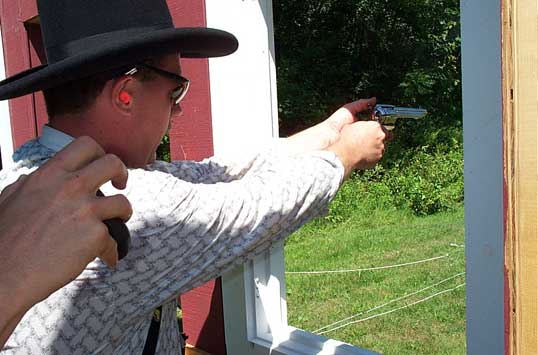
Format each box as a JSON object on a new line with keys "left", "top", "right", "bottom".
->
{"left": 119, "top": 91, "right": 131, "bottom": 104}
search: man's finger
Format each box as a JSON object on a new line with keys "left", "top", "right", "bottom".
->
{"left": 385, "top": 129, "right": 394, "bottom": 142}
{"left": 47, "top": 136, "right": 106, "bottom": 172}
{"left": 94, "top": 194, "right": 133, "bottom": 222}
{"left": 343, "top": 97, "right": 377, "bottom": 116}
{"left": 98, "top": 237, "right": 119, "bottom": 268}
{"left": 78, "top": 154, "right": 129, "bottom": 192}
{"left": 380, "top": 124, "right": 393, "bottom": 142}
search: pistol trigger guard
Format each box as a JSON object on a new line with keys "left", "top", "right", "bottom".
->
{"left": 374, "top": 113, "right": 383, "bottom": 125}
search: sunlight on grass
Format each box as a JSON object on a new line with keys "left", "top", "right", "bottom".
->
{"left": 284, "top": 206, "right": 465, "bottom": 355}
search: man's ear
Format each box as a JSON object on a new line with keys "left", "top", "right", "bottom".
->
{"left": 111, "top": 76, "right": 134, "bottom": 116}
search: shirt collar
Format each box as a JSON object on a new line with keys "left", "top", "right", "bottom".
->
{"left": 39, "top": 125, "right": 75, "bottom": 153}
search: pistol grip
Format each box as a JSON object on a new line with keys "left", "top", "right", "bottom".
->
{"left": 96, "top": 190, "right": 131, "bottom": 260}
{"left": 356, "top": 112, "right": 395, "bottom": 130}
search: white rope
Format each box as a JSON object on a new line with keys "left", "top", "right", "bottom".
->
{"left": 313, "top": 272, "right": 465, "bottom": 333}
{"left": 316, "top": 283, "right": 466, "bottom": 335}
{"left": 450, "top": 242, "right": 465, "bottom": 248}
{"left": 286, "top": 254, "right": 450, "bottom": 275}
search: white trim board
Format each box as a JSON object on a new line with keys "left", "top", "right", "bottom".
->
{"left": 206, "top": 0, "right": 279, "bottom": 157}
{"left": 206, "top": 1, "right": 379, "bottom": 354}
{"left": 221, "top": 245, "right": 378, "bottom": 355}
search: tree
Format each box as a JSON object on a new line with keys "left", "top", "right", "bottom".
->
{"left": 273, "top": 0, "right": 461, "bottom": 145}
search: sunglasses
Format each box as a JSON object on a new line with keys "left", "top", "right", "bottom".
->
{"left": 125, "top": 63, "right": 190, "bottom": 105}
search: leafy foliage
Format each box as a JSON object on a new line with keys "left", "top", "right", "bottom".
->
{"left": 323, "top": 134, "right": 463, "bottom": 223}
{"left": 273, "top": 0, "right": 462, "bottom": 215}
{"left": 156, "top": 134, "right": 171, "bottom": 162}
{"left": 274, "top": 0, "right": 461, "bottom": 133}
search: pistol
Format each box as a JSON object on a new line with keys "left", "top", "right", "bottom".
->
{"left": 96, "top": 190, "right": 131, "bottom": 260}
{"left": 357, "top": 104, "right": 428, "bottom": 130}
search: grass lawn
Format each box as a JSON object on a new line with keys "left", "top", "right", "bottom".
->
{"left": 284, "top": 206, "right": 465, "bottom": 355}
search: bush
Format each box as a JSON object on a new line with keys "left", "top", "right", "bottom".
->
{"left": 156, "top": 134, "right": 171, "bottom": 162}
{"left": 386, "top": 146, "right": 463, "bottom": 215}
{"left": 321, "top": 126, "right": 463, "bottom": 223}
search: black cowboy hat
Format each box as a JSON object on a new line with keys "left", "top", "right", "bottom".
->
{"left": 0, "top": 0, "right": 238, "bottom": 100}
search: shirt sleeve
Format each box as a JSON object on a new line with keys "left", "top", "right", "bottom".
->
{"left": 101, "top": 150, "right": 344, "bottom": 325}
{"left": 145, "top": 139, "right": 295, "bottom": 184}
{"left": 147, "top": 148, "right": 278, "bottom": 184}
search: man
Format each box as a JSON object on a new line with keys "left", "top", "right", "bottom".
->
{"left": 0, "top": 137, "right": 132, "bottom": 347}
{"left": 0, "top": 0, "right": 386, "bottom": 354}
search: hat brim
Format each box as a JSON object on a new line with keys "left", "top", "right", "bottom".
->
{"left": 0, "top": 27, "right": 238, "bottom": 100}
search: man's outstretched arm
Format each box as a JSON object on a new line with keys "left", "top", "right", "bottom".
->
{"left": 281, "top": 96, "right": 388, "bottom": 181}
{"left": 0, "top": 137, "right": 132, "bottom": 347}
{"left": 151, "top": 98, "right": 378, "bottom": 185}
{"left": 279, "top": 98, "right": 378, "bottom": 154}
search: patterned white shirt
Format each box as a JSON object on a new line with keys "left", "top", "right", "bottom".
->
{"left": 0, "top": 126, "right": 343, "bottom": 354}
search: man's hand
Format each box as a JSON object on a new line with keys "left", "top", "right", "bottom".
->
{"left": 327, "top": 120, "right": 388, "bottom": 179}
{"left": 281, "top": 98, "right": 377, "bottom": 154}
{"left": 0, "top": 136, "right": 132, "bottom": 345}
{"left": 279, "top": 96, "right": 387, "bottom": 178}
{"left": 323, "top": 98, "right": 377, "bottom": 144}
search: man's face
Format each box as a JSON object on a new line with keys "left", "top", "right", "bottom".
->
{"left": 128, "top": 55, "right": 184, "bottom": 167}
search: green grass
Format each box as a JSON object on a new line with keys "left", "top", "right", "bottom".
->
{"left": 284, "top": 206, "right": 465, "bottom": 355}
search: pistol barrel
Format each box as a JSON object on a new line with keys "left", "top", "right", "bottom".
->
{"left": 375, "top": 104, "right": 427, "bottom": 118}
{"left": 355, "top": 104, "right": 428, "bottom": 129}
{"left": 373, "top": 104, "right": 428, "bottom": 127}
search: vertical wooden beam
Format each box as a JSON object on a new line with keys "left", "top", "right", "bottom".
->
{"left": 0, "top": 0, "right": 38, "bottom": 148}
{"left": 166, "top": 1, "right": 226, "bottom": 354}
{"left": 167, "top": 0, "right": 214, "bottom": 162}
{"left": 502, "top": 1, "right": 515, "bottom": 353}
{"left": 25, "top": 23, "right": 48, "bottom": 136}
{"left": 0, "top": 20, "right": 14, "bottom": 168}
{"left": 503, "top": 0, "right": 538, "bottom": 354}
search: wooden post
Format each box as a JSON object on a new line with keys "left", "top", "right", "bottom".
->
{"left": 0, "top": 0, "right": 42, "bottom": 148}
{"left": 166, "top": 1, "right": 226, "bottom": 354}
{"left": 503, "top": 0, "right": 538, "bottom": 354}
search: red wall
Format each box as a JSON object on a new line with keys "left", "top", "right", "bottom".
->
{"left": 167, "top": 0, "right": 215, "bottom": 162}
{"left": 0, "top": 0, "right": 42, "bottom": 148}
{"left": 166, "top": 1, "right": 227, "bottom": 354}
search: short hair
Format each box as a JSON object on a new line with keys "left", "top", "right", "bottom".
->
{"left": 43, "top": 73, "right": 110, "bottom": 117}
{"left": 43, "top": 58, "right": 162, "bottom": 118}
